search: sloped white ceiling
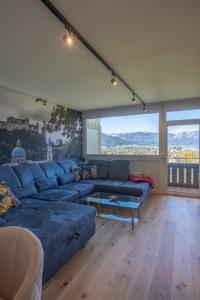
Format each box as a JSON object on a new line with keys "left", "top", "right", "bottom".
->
{"left": 0, "top": 0, "right": 199, "bottom": 110}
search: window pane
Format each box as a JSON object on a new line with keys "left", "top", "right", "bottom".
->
{"left": 86, "top": 113, "right": 159, "bottom": 155}
{"left": 167, "top": 109, "right": 200, "bottom": 121}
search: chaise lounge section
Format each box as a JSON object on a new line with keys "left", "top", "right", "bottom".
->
{"left": 0, "top": 159, "right": 149, "bottom": 283}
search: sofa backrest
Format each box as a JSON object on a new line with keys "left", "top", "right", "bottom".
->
{"left": 25, "top": 163, "right": 46, "bottom": 181}
{"left": 12, "top": 165, "right": 38, "bottom": 198}
{"left": 57, "top": 160, "right": 78, "bottom": 182}
{"left": 0, "top": 160, "right": 78, "bottom": 197}
{"left": 0, "top": 165, "right": 37, "bottom": 199}
{"left": 88, "top": 160, "right": 111, "bottom": 179}
{"left": 88, "top": 159, "right": 130, "bottom": 180}
{"left": 108, "top": 160, "right": 130, "bottom": 180}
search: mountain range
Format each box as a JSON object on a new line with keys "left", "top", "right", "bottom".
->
{"left": 101, "top": 131, "right": 199, "bottom": 148}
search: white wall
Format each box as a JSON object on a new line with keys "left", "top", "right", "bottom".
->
{"left": 87, "top": 128, "right": 100, "bottom": 154}
{"left": 82, "top": 97, "right": 200, "bottom": 194}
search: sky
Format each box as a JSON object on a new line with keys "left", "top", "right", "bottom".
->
{"left": 100, "top": 109, "right": 200, "bottom": 134}
{"left": 101, "top": 114, "right": 159, "bottom": 134}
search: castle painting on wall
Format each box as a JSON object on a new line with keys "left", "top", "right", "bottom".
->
{"left": 0, "top": 86, "right": 82, "bottom": 165}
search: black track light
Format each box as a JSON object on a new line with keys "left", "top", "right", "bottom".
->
{"left": 111, "top": 77, "right": 117, "bottom": 86}
{"left": 40, "top": 1, "right": 146, "bottom": 109}
{"left": 111, "top": 72, "right": 117, "bottom": 86}
{"left": 132, "top": 94, "right": 137, "bottom": 104}
{"left": 63, "top": 28, "right": 73, "bottom": 46}
{"left": 143, "top": 104, "right": 147, "bottom": 112}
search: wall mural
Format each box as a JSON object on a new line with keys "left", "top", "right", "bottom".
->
{"left": 0, "top": 85, "right": 82, "bottom": 165}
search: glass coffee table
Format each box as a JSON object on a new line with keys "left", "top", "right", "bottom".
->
{"left": 82, "top": 192, "right": 142, "bottom": 229}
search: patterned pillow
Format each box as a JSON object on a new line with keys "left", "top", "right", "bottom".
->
{"left": 82, "top": 165, "right": 98, "bottom": 180}
{"left": 0, "top": 182, "right": 20, "bottom": 215}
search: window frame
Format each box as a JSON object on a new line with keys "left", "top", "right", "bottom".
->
{"left": 83, "top": 110, "right": 161, "bottom": 160}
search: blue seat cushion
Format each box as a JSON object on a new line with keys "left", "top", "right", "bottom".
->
{"left": 118, "top": 181, "right": 149, "bottom": 197}
{"left": 32, "top": 189, "right": 79, "bottom": 202}
{"left": 58, "top": 182, "right": 94, "bottom": 197}
{"left": 80, "top": 179, "right": 149, "bottom": 197}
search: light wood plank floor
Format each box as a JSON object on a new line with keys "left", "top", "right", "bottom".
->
{"left": 42, "top": 195, "right": 200, "bottom": 300}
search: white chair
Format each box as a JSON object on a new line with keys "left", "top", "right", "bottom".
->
{"left": 0, "top": 226, "right": 44, "bottom": 300}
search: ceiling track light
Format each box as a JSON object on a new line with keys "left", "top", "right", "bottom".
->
{"left": 111, "top": 73, "right": 117, "bottom": 86}
{"left": 40, "top": 0, "right": 146, "bottom": 110}
{"left": 63, "top": 27, "right": 73, "bottom": 46}
{"left": 143, "top": 104, "right": 147, "bottom": 112}
{"left": 132, "top": 93, "right": 137, "bottom": 104}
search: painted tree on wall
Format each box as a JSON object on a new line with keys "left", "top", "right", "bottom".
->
{"left": 43, "top": 105, "right": 82, "bottom": 160}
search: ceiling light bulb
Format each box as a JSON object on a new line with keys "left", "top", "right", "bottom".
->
{"left": 63, "top": 33, "right": 73, "bottom": 46}
{"left": 132, "top": 95, "right": 136, "bottom": 104}
{"left": 111, "top": 78, "right": 117, "bottom": 86}
{"left": 143, "top": 104, "right": 147, "bottom": 112}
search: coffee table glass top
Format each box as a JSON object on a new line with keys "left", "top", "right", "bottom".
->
{"left": 84, "top": 192, "right": 141, "bottom": 209}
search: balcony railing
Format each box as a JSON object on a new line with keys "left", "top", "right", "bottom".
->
{"left": 168, "top": 158, "right": 199, "bottom": 188}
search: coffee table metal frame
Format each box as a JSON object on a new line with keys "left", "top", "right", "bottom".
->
{"left": 83, "top": 192, "right": 142, "bottom": 230}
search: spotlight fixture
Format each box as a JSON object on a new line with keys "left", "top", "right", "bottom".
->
{"left": 63, "top": 29, "right": 73, "bottom": 46}
{"left": 132, "top": 94, "right": 137, "bottom": 104}
{"left": 111, "top": 73, "right": 117, "bottom": 86}
{"left": 111, "top": 77, "right": 117, "bottom": 86}
{"left": 143, "top": 104, "right": 147, "bottom": 112}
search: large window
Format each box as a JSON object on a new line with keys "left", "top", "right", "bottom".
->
{"left": 86, "top": 113, "right": 159, "bottom": 155}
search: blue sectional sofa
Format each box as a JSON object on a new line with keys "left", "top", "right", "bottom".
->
{"left": 0, "top": 159, "right": 149, "bottom": 283}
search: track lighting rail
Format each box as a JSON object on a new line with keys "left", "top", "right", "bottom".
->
{"left": 40, "top": 0, "right": 145, "bottom": 107}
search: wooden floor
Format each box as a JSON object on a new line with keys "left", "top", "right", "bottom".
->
{"left": 168, "top": 186, "right": 199, "bottom": 195}
{"left": 42, "top": 195, "right": 200, "bottom": 300}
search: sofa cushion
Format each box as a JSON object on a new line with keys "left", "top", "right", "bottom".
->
{"left": 47, "top": 162, "right": 65, "bottom": 176}
{"left": 57, "top": 174, "right": 74, "bottom": 185}
{"left": 0, "top": 166, "right": 23, "bottom": 198}
{"left": 108, "top": 160, "right": 130, "bottom": 180}
{"left": 35, "top": 177, "right": 58, "bottom": 192}
{"left": 12, "top": 165, "right": 38, "bottom": 197}
{"left": 39, "top": 162, "right": 58, "bottom": 185}
{"left": 88, "top": 160, "right": 111, "bottom": 179}
{"left": 32, "top": 189, "right": 79, "bottom": 202}
{"left": 58, "top": 182, "right": 94, "bottom": 197}
{"left": 80, "top": 179, "right": 149, "bottom": 197}
{"left": 118, "top": 181, "right": 149, "bottom": 197}
{"left": 57, "top": 160, "right": 78, "bottom": 182}
{"left": 26, "top": 163, "right": 46, "bottom": 181}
